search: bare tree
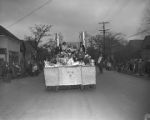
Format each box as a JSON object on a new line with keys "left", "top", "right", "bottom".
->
{"left": 25, "top": 24, "right": 52, "bottom": 61}
{"left": 86, "top": 32, "right": 127, "bottom": 62}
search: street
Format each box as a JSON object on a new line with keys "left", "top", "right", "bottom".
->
{"left": 0, "top": 68, "right": 150, "bottom": 120}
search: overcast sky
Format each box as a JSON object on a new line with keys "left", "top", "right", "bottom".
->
{"left": 0, "top": 0, "right": 149, "bottom": 42}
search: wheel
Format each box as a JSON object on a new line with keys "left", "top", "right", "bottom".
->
{"left": 93, "top": 85, "right": 96, "bottom": 89}
{"left": 55, "top": 86, "right": 59, "bottom": 91}
{"left": 80, "top": 85, "right": 84, "bottom": 90}
{"left": 45, "top": 86, "right": 48, "bottom": 90}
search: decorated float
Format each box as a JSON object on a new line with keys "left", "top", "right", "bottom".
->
{"left": 44, "top": 41, "right": 96, "bottom": 91}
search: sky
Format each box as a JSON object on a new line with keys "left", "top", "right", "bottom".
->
{"left": 0, "top": 0, "right": 149, "bottom": 42}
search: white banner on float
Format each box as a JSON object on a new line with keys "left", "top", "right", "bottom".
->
{"left": 59, "top": 67, "right": 82, "bottom": 85}
{"left": 44, "top": 66, "right": 96, "bottom": 87}
{"left": 81, "top": 66, "right": 96, "bottom": 85}
{"left": 44, "top": 68, "right": 59, "bottom": 86}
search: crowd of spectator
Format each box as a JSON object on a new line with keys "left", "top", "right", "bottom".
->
{"left": 96, "top": 55, "right": 150, "bottom": 78}
{"left": 0, "top": 60, "right": 43, "bottom": 82}
{"left": 0, "top": 61, "right": 21, "bottom": 82}
{"left": 116, "top": 58, "right": 150, "bottom": 77}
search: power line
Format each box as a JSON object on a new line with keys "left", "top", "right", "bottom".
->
{"left": 7, "top": 0, "right": 52, "bottom": 28}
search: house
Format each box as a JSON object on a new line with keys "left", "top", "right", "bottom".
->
{"left": 127, "top": 39, "right": 143, "bottom": 51}
{"left": 0, "top": 25, "right": 22, "bottom": 64}
{"left": 20, "top": 40, "right": 36, "bottom": 63}
{"left": 141, "top": 36, "right": 150, "bottom": 60}
{"left": 124, "top": 39, "right": 143, "bottom": 59}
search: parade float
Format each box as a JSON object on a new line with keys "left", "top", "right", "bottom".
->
{"left": 44, "top": 59, "right": 96, "bottom": 90}
{"left": 44, "top": 34, "right": 96, "bottom": 91}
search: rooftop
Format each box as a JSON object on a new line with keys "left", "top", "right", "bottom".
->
{"left": 0, "top": 25, "right": 20, "bottom": 41}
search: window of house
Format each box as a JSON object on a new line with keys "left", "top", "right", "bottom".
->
{"left": 9, "top": 51, "right": 19, "bottom": 64}
{"left": 0, "top": 48, "right": 7, "bottom": 62}
{"left": 0, "top": 48, "right": 6, "bottom": 54}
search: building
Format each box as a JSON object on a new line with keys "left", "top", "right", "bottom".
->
{"left": 20, "top": 40, "right": 36, "bottom": 63}
{"left": 127, "top": 39, "right": 143, "bottom": 51}
{"left": 141, "top": 36, "right": 150, "bottom": 60}
{"left": 125, "top": 39, "right": 143, "bottom": 59}
{"left": 0, "top": 25, "right": 22, "bottom": 64}
{"left": 127, "top": 37, "right": 150, "bottom": 60}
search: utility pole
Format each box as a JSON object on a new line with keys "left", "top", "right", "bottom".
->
{"left": 99, "top": 22, "right": 110, "bottom": 60}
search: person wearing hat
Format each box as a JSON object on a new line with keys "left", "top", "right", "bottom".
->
{"left": 78, "top": 48, "right": 85, "bottom": 62}
{"left": 79, "top": 42, "right": 85, "bottom": 53}
{"left": 62, "top": 42, "right": 67, "bottom": 52}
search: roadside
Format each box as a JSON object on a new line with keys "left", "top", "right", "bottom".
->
{"left": 117, "top": 71, "right": 150, "bottom": 80}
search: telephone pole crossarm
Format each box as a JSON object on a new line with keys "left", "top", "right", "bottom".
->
{"left": 99, "top": 29, "right": 110, "bottom": 32}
